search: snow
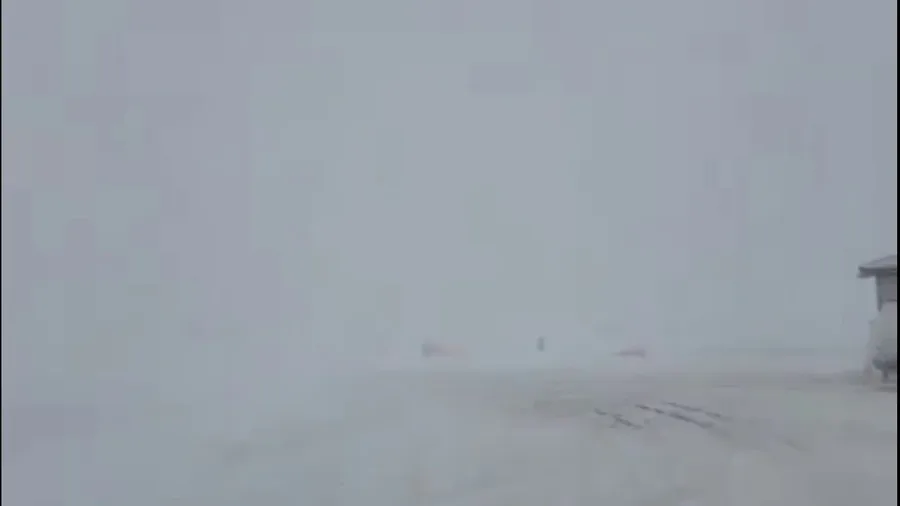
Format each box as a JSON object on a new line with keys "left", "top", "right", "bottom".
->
{"left": 2, "top": 355, "right": 896, "bottom": 506}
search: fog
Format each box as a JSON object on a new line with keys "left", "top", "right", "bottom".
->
{"left": 2, "top": 0, "right": 896, "bottom": 464}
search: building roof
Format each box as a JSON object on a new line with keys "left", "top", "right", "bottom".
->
{"left": 858, "top": 254, "right": 898, "bottom": 278}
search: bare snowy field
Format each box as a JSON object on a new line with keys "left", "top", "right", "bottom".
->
{"left": 2, "top": 354, "right": 897, "bottom": 506}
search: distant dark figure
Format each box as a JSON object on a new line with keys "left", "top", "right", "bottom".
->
{"left": 872, "top": 356, "right": 897, "bottom": 382}
{"left": 537, "top": 336, "right": 546, "bottom": 352}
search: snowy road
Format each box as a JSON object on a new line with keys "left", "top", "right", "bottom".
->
{"left": 3, "top": 363, "right": 897, "bottom": 506}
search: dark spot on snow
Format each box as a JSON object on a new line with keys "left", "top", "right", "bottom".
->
{"left": 593, "top": 409, "right": 642, "bottom": 429}
{"left": 594, "top": 401, "right": 733, "bottom": 432}
{"left": 663, "top": 402, "right": 731, "bottom": 420}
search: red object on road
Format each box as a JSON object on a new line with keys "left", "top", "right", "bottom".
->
{"left": 615, "top": 346, "right": 647, "bottom": 358}
{"left": 421, "top": 342, "right": 466, "bottom": 358}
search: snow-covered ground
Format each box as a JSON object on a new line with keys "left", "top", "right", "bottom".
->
{"left": 2, "top": 354, "right": 896, "bottom": 506}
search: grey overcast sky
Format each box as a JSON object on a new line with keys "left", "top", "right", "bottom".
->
{"left": 2, "top": 0, "right": 896, "bottom": 399}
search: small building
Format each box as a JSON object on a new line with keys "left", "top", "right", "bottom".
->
{"left": 858, "top": 254, "right": 897, "bottom": 311}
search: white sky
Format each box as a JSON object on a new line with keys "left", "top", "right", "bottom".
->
{"left": 2, "top": 0, "right": 896, "bottom": 400}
